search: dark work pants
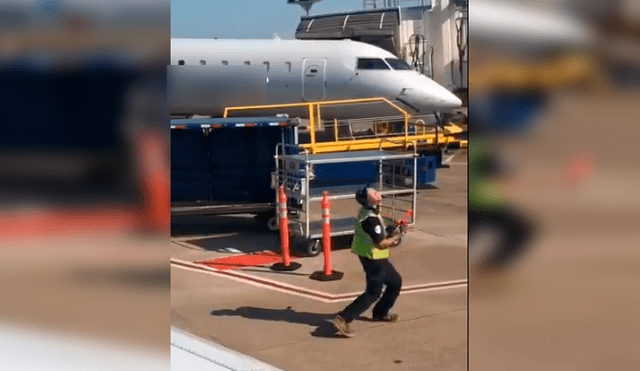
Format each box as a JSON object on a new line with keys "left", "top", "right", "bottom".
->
{"left": 339, "top": 256, "right": 402, "bottom": 323}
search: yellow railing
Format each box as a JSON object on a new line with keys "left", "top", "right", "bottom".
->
{"left": 223, "top": 97, "right": 462, "bottom": 154}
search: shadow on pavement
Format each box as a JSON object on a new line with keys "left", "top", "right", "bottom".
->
{"left": 235, "top": 267, "right": 310, "bottom": 277}
{"left": 210, "top": 306, "right": 341, "bottom": 338}
{"left": 172, "top": 214, "right": 280, "bottom": 254}
{"left": 171, "top": 214, "right": 271, "bottom": 237}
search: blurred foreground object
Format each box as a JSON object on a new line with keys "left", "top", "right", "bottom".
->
{"left": 0, "top": 0, "right": 170, "bottom": 367}
{"left": 468, "top": 138, "right": 537, "bottom": 270}
{"left": 171, "top": 327, "right": 284, "bottom": 370}
{"left": 0, "top": 0, "right": 169, "bottom": 236}
{"left": 468, "top": 0, "right": 599, "bottom": 272}
{"left": 0, "top": 321, "right": 167, "bottom": 370}
{"left": 470, "top": 1, "right": 640, "bottom": 371}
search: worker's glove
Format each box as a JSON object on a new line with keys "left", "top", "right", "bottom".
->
{"left": 386, "top": 225, "right": 398, "bottom": 236}
{"left": 386, "top": 221, "right": 408, "bottom": 237}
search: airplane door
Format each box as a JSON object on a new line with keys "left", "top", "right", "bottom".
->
{"left": 302, "top": 59, "right": 326, "bottom": 101}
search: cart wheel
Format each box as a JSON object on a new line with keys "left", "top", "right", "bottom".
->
{"left": 266, "top": 216, "right": 279, "bottom": 232}
{"left": 305, "top": 239, "right": 321, "bottom": 257}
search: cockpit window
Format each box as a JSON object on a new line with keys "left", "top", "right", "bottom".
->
{"left": 385, "top": 58, "right": 412, "bottom": 70}
{"left": 357, "top": 58, "right": 390, "bottom": 70}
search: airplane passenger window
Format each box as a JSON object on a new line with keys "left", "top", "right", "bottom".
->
{"left": 385, "top": 58, "right": 412, "bottom": 70}
{"left": 200, "top": 60, "right": 206, "bottom": 65}
{"left": 178, "top": 60, "right": 185, "bottom": 65}
{"left": 357, "top": 58, "right": 389, "bottom": 70}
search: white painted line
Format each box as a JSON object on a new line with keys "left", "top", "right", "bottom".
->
{"left": 331, "top": 283, "right": 468, "bottom": 302}
{"left": 172, "top": 233, "right": 239, "bottom": 242}
{"left": 443, "top": 154, "right": 457, "bottom": 164}
{"left": 171, "top": 258, "right": 468, "bottom": 303}
{"left": 335, "top": 279, "right": 469, "bottom": 298}
{"left": 173, "top": 258, "right": 332, "bottom": 297}
{"left": 171, "top": 261, "right": 334, "bottom": 303}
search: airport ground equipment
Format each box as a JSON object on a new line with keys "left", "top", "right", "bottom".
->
{"left": 170, "top": 117, "right": 298, "bottom": 230}
{"left": 224, "top": 97, "right": 464, "bottom": 167}
{"left": 273, "top": 142, "right": 418, "bottom": 257}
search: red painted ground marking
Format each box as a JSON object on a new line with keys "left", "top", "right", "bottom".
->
{"left": 0, "top": 208, "right": 140, "bottom": 237}
{"left": 195, "top": 251, "right": 294, "bottom": 271}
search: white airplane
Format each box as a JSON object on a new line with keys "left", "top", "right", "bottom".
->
{"left": 171, "top": 327, "right": 284, "bottom": 370}
{"left": 168, "top": 38, "right": 463, "bottom": 119}
{"left": 470, "top": 0, "right": 594, "bottom": 53}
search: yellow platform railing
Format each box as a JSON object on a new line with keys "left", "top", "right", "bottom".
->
{"left": 223, "top": 97, "right": 462, "bottom": 154}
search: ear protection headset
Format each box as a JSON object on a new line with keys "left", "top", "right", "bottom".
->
{"left": 356, "top": 187, "right": 369, "bottom": 207}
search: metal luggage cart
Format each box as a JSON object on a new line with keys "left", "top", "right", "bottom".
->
{"left": 272, "top": 142, "right": 418, "bottom": 256}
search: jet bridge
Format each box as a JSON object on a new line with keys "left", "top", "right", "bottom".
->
{"left": 295, "top": 8, "right": 402, "bottom": 55}
{"left": 295, "top": 0, "right": 468, "bottom": 94}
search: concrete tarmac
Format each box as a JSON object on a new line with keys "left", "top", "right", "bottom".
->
{"left": 171, "top": 150, "right": 468, "bottom": 371}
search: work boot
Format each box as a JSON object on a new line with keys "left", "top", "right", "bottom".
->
{"left": 372, "top": 313, "right": 399, "bottom": 323}
{"left": 329, "top": 315, "right": 354, "bottom": 337}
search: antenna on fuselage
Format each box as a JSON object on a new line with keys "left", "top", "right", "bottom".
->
{"left": 287, "top": 0, "right": 323, "bottom": 16}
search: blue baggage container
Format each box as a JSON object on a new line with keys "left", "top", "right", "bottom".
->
{"left": 311, "top": 161, "right": 378, "bottom": 188}
{"left": 405, "top": 155, "right": 437, "bottom": 186}
{"left": 171, "top": 117, "right": 297, "bottom": 212}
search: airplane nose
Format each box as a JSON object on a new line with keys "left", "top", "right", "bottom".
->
{"left": 439, "top": 90, "right": 463, "bottom": 109}
{"left": 429, "top": 82, "right": 463, "bottom": 109}
{"left": 411, "top": 77, "right": 463, "bottom": 111}
{"left": 397, "top": 76, "right": 463, "bottom": 112}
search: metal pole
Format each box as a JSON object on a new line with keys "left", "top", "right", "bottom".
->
{"left": 309, "top": 104, "right": 316, "bottom": 153}
{"left": 412, "top": 153, "right": 417, "bottom": 225}
{"left": 306, "top": 157, "right": 310, "bottom": 239}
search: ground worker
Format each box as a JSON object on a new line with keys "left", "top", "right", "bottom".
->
{"left": 330, "top": 187, "right": 403, "bottom": 337}
{"left": 469, "top": 138, "right": 536, "bottom": 270}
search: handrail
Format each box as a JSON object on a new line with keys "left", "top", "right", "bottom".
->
{"left": 222, "top": 98, "right": 468, "bottom": 154}
{"left": 378, "top": 137, "right": 418, "bottom": 156}
{"left": 223, "top": 97, "right": 410, "bottom": 118}
{"left": 223, "top": 97, "right": 411, "bottom": 154}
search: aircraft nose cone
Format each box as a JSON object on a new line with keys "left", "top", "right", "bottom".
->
{"left": 429, "top": 81, "right": 463, "bottom": 109}
{"left": 398, "top": 75, "right": 464, "bottom": 112}
{"left": 438, "top": 91, "right": 463, "bottom": 109}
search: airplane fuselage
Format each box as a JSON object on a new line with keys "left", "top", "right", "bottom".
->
{"left": 169, "top": 39, "right": 462, "bottom": 119}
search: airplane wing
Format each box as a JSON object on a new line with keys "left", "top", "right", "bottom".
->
{"left": 171, "top": 327, "right": 285, "bottom": 371}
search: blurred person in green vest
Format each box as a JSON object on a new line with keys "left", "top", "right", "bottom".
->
{"left": 469, "top": 138, "right": 536, "bottom": 270}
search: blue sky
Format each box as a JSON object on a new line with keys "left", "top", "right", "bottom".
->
{"left": 172, "top": 0, "right": 365, "bottom": 39}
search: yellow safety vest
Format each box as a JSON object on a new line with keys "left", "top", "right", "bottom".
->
{"left": 351, "top": 207, "right": 390, "bottom": 260}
